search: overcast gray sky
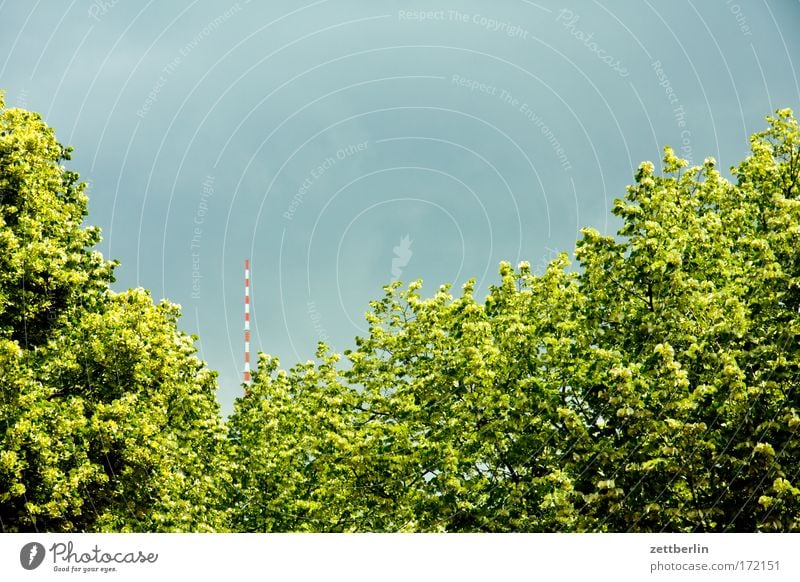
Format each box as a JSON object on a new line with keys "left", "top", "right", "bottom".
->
{"left": 1, "top": 0, "right": 798, "bottom": 414}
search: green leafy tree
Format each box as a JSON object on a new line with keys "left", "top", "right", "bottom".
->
{"left": 340, "top": 270, "right": 586, "bottom": 532}
{"left": 228, "top": 272, "right": 587, "bottom": 532}
{"left": 226, "top": 348, "right": 361, "bottom": 532}
{"left": 230, "top": 109, "right": 800, "bottom": 532}
{"left": 0, "top": 94, "right": 113, "bottom": 347}
{"left": 569, "top": 110, "right": 800, "bottom": 531}
{"left": 0, "top": 93, "right": 229, "bottom": 532}
{"left": 6, "top": 90, "right": 797, "bottom": 532}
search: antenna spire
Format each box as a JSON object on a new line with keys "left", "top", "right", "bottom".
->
{"left": 244, "top": 258, "right": 251, "bottom": 387}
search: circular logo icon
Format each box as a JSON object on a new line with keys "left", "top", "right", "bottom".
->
{"left": 20, "top": 542, "right": 46, "bottom": 570}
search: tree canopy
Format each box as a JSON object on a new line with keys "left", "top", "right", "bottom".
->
{"left": 0, "top": 92, "right": 229, "bottom": 532}
{"left": 1, "top": 89, "right": 798, "bottom": 532}
{"left": 228, "top": 109, "right": 800, "bottom": 532}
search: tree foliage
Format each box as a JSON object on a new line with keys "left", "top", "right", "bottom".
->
{"left": 0, "top": 92, "right": 229, "bottom": 532}
{"left": 229, "top": 109, "right": 800, "bottom": 532}
{"left": 3, "top": 90, "right": 799, "bottom": 532}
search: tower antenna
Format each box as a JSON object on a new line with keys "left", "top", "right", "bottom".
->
{"left": 244, "top": 258, "right": 251, "bottom": 387}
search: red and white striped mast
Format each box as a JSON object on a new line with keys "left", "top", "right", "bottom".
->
{"left": 244, "top": 258, "right": 251, "bottom": 386}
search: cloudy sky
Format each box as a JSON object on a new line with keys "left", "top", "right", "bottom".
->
{"left": 1, "top": 0, "right": 798, "bottom": 414}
